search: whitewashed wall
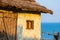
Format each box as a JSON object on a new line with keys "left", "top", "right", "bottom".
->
{"left": 17, "top": 13, "right": 41, "bottom": 40}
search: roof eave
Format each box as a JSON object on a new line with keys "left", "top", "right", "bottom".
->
{"left": 41, "top": 10, "right": 53, "bottom": 15}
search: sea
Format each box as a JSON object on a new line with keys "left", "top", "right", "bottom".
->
{"left": 41, "top": 23, "right": 60, "bottom": 39}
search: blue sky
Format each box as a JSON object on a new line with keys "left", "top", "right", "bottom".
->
{"left": 36, "top": 0, "right": 60, "bottom": 23}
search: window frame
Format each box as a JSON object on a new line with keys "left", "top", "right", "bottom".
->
{"left": 26, "top": 20, "right": 34, "bottom": 29}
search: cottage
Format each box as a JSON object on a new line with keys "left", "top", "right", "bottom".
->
{"left": 0, "top": 0, "right": 53, "bottom": 40}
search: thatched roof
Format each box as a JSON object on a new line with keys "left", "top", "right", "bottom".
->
{"left": 0, "top": 0, "right": 53, "bottom": 14}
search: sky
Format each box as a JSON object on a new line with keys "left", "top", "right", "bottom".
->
{"left": 36, "top": 0, "right": 60, "bottom": 23}
{"left": 35, "top": 0, "right": 60, "bottom": 39}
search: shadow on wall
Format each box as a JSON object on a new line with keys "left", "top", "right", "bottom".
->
{"left": 0, "top": 31, "right": 16, "bottom": 40}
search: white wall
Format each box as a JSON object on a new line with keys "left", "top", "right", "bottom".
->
{"left": 17, "top": 13, "right": 41, "bottom": 39}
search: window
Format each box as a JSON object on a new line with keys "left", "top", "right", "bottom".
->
{"left": 26, "top": 20, "right": 34, "bottom": 29}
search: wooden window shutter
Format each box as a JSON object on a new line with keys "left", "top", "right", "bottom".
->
{"left": 26, "top": 20, "right": 34, "bottom": 29}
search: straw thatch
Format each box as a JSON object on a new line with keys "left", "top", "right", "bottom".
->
{"left": 0, "top": 0, "right": 53, "bottom": 14}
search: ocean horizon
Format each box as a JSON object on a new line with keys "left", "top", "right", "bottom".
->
{"left": 41, "top": 23, "right": 60, "bottom": 39}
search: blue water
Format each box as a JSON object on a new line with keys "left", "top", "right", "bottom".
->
{"left": 41, "top": 23, "right": 60, "bottom": 39}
